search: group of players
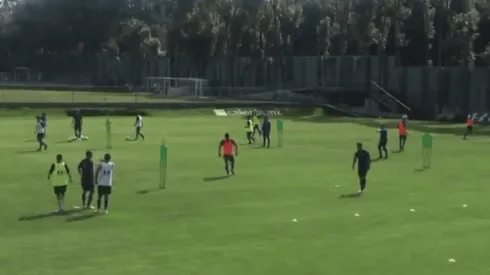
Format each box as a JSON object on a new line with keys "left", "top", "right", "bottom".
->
{"left": 351, "top": 115, "right": 409, "bottom": 196}
{"left": 34, "top": 110, "right": 147, "bottom": 152}
{"left": 33, "top": 111, "right": 147, "bottom": 213}
{"left": 217, "top": 113, "right": 273, "bottom": 176}
{"left": 40, "top": 110, "right": 477, "bottom": 211}
{"left": 48, "top": 151, "right": 115, "bottom": 213}
{"left": 352, "top": 114, "right": 475, "bottom": 196}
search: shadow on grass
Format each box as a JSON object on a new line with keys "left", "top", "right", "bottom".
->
{"left": 414, "top": 167, "right": 431, "bottom": 172}
{"left": 391, "top": 150, "right": 402, "bottom": 154}
{"left": 24, "top": 139, "right": 35, "bottom": 142}
{"left": 339, "top": 192, "right": 362, "bottom": 199}
{"left": 56, "top": 140, "right": 73, "bottom": 144}
{"left": 18, "top": 208, "right": 85, "bottom": 221}
{"left": 15, "top": 149, "right": 39, "bottom": 154}
{"left": 203, "top": 175, "right": 229, "bottom": 182}
{"left": 136, "top": 187, "right": 162, "bottom": 194}
{"left": 66, "top": 212, "right": 100, "bottom": 222}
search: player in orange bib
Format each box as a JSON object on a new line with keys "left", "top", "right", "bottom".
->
{"left": 463, "top": 115, "right": 474, "bottom": 140}
{"left": 398, "top": 119, "right": 407, "bottom": 151}
{"left": 218, "top": 133, "right": 238, "bottom": 176}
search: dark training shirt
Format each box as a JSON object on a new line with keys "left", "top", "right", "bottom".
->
{"left": 78, "top": 159, "right": 94, "bottom": 183}
{"left": 355, "top": 150, "right": 371, "bottom": 170}
{"left": 378, "top": 128, "right": 387, "bottom": 140}
{"left": 262, "top": 120, "right": 271, "bottom": 133}
{"left": 73, "top": 114, "right": 82, "bottom": 126}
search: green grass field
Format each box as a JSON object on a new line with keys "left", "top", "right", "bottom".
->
{"left": 1, "top": 113, "right": 489, "bottom": 275}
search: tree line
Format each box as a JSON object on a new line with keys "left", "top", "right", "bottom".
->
{"left": 0, "top": 0, "right": 489, "bottom": 70}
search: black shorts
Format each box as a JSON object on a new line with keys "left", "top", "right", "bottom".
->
{"left": 223, "top": 154, "right": 235, "bottom": 162}
{"left": 467, "top": 126, "right": 473, "bottom": 132}
{"left": 253, "top": 125, "right": 261, "bottom": 131}
{"left": 358, "top": 169, "right": 368, "bottom": 178}
{"left": 378, "top": 139, "right": 387, "bottom": 147}
{"left": 136, "top": 126, "right": 142, "bottom": 134}
{"left": 53, "top": 185, "right": 67, "bottom": 196}
{"left": 82, "top": 181, "right": 94, "bottom": 192}
{"left": 98, "top": 185, "right": 112, "bottom": 195}
{"left": 399, "top": 135, "right": 407, "bottom": 140}
{"left": 36, "top": 133, "right": 45, "bottom": 141}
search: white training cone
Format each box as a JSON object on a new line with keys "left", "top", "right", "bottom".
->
{"left": 354, "top": 213, "right": 360, "bottom": 217}
{"left": 448, "top": 258, "right": 456, "bottom": 263}
{"left": 334, "top": 185, "right": 340, "bottom": 188}
{"left": 410, "top": 209, "right": 415, "bottom": 212}
{"left": 462, "top": 204, "right": 467, "bottom": 208}
{"left": 292, "top": 218, "right": 297, "bottom": 223}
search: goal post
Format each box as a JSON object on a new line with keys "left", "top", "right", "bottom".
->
{"left": 146, "top": 77, "right": 208, "bottom": 97}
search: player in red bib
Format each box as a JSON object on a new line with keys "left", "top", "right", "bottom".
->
{"left": 218, "top": 133, "right": 238, "bottom": 176}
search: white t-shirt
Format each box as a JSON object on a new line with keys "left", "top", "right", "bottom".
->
{"left": 136, "top": 115, "right": 143, "bottom": 127}
{"left": 35, "top": 122, "right": 45, "bottom": 134}
{"left": 98, "top": 161, "right": 115, "bottom": 186}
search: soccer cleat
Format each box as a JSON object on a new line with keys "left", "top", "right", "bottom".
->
{"left": 104, "top": 210, "right": 109, "bottom": 214}
{"left": 231, "top": 170, "right": 235, "bottom": 175}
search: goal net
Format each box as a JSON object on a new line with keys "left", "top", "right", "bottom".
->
{"left": 146, "top": 77, "right": 208, "bottom": 97}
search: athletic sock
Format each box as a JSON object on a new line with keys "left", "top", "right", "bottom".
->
{"left": 81, "top": 193, "right": 86, "bottom": 207}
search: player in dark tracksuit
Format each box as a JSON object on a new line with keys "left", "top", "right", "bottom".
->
{"left": 72, "top": 110, "right": 83, "bottom": 139}
{"left": 78, "top": 150, "right": 95, "bottom": 209}
{"left": 261, "top": 116, "right": 271, "bottom": 148}
{"left": 352, "top": 142, "right": 371, "bottom": 194}
{"left": 377, "top": 125, "right": 388, "bottom": 159}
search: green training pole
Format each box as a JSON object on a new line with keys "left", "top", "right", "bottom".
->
{"left": 159, "top": 138, "right": 168, "bottom": 189}
{"left": 105, "top": 118, "right": 112, "bottom": 150}
{"left": 277, "top": 120, "right": 283, "bottom": 147}
{"left": 421, "top": 133, "right": 432, "bottom": 168}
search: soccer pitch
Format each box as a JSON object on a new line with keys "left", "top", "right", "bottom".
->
{"left": 1, "top": 112, "right": 489, "bottom": 275}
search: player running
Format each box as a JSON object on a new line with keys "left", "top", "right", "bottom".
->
{"left": 78, "top": 150, "right": 95, "bottom": 209}
{"left": 376, "top": 124, "right": 388, "bottom": 159}
{"left": 463, "top": 114, "right": 474, "bottom": 140}
{"left": 218, "top": 133, "right": 238, "bottom": 176}
{"left": 95, "top": 153, "right": 115, "bottom": 214}
{"left": 35, "top": 116, "right": 48, "bottom": 151}
{"left": 48, "top": 154, "right": 72, "bottom": 212}
{"left": 133, "top": 114, "right": 145, "bottom": 140}
{"left": 245, "top": 116, "right": 255, "bottom": 144}
{"left": 398, "top": 119, "right": 407, "bottom": 151}
{"left": 352, "top": 142, "right": 371, "bottom": 194}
